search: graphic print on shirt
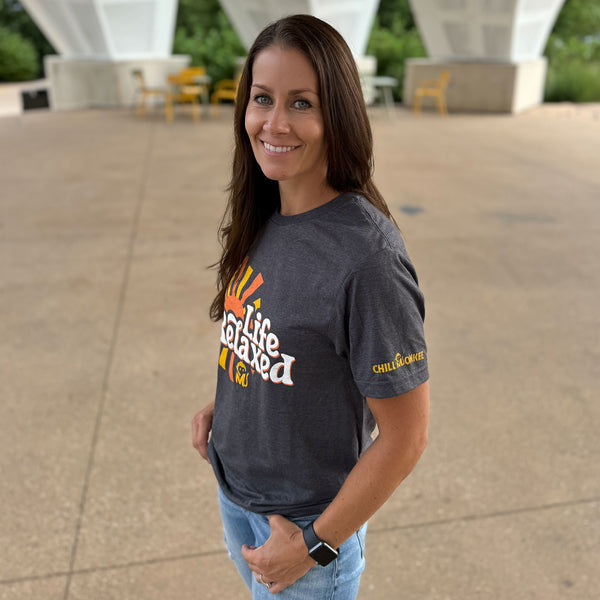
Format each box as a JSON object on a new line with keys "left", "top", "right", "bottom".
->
{"left": 219, "top": 257, "right": 296, "bottom": 387}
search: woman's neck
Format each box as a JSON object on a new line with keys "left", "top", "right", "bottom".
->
{"left": 278, "top": 180, "right": 340, "bottom": 216}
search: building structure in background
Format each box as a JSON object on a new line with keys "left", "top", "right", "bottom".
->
{"left": 219, "top": 0, "right": 380, "bottom": 101}
{"left": 405, "top": 0, "right": 565, "bottom": 113}
{"left": 19, "top": 0, "right": 382, "bottom": 111}
{"left": 219, "top": 0, "right": 378, "bottom": 56}
{"left": 20, "top": 0, "right": 188, "bottom": 110}
{"left": 19, "top": 0, "right": 565, "bottom": 114}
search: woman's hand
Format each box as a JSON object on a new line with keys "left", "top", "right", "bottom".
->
{"left": 191, "top": 402, "right": 215, "bottom": 463}
{"left": 241, "top": 515, "right": 315, "bottom": 594}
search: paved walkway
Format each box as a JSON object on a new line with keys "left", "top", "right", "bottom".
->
{"left": 1, "top": 102, "right": 599, "bottom": 600}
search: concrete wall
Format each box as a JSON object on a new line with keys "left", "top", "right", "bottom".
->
{"left": 45, "top": 55, "right": 191, "bottom": 110}
{"left": 404, "top": 58, "right": 547, "bottom": 114}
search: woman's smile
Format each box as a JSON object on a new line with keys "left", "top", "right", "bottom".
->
{"left": 261, "top": 141, "right": 300, "bottom": 155}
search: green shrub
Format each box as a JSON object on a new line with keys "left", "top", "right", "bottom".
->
{"left": 544, "top": 34, "right": 600, "bottom": 102}
{"left": 0, "top": 25, "right": 38, "bottom": 81}
{"left": 367, "top": 21, "right": 426, "bottom": 101}
{"left": 551, "top": 0, "right": 600, "bottom": 40}
{"left": 173, "top": 11, "right": 245, "bottom": 85}
{"left": 545, "top": 33, "right": 600, "bottom": 63}
{"left": 0, "top": 0, "right": 55, "bottom": 77}
{"left": 545, "top": 60, "right": 600, "bottom": 102}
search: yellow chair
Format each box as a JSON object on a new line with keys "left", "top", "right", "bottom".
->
{"left": 179, "top": 66, "right": 207, "bottom": 79}
{"left": 131, "top": 69, "right": 173, "bottom": 121}
{"left": 413, "top": 70, "right": 450, "bottom": 115}
{"left": 211, "top": 73, "right": 241, "bottom": 116}
{"left": 168, "top": 67, "right": 211, "bottom": 121}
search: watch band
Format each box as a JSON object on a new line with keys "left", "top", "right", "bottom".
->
{"left": 302, "top": 522, "right": 339, "bottom": 566}
{"left": 302, "top": 521, "right": 322, "bottom": 553}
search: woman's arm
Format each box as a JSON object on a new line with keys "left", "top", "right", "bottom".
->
{"left": 191, "top": 401, "right": 215, "bottom": 463}
{"left": 242, "top": 381, "right": 429, "bottom": 593}
{"left": 314, "top": 380, "right": 429, "bottom": 547}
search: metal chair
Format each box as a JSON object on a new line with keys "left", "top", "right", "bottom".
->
{"left": 131, "top": 69, "right": 173, "bottom": 121}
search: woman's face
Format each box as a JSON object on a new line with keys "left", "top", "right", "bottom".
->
{"left": 245, "top": 45, "right": 328, "bottom": 191}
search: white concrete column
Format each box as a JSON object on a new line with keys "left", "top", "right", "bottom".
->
{"left": 21, "top": 0, "right": 183, "bottom": 109}
{"left": 405, "top": 0, "right": 565, "bottom": 113}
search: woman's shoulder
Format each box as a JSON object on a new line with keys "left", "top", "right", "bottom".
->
{"left": 261, "top": 193, "right": 409, "bottom": 277}
{"left": 327, "top": 193, "right": 406, "bottom": 256}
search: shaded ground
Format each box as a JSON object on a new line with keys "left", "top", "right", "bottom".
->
{"left": 1, "top": 102, "right": 599, "bottom": 599}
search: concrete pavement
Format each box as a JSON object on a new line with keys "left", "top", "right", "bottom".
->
{"left": 1, "top": 101, "right": 599, "bottom": 600}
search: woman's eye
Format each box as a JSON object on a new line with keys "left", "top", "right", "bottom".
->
{"left": 254, "top": 95, "right": 271, "bottom": 105}
{"left": 294, "top": 99, "right": 311, "bottom": 110}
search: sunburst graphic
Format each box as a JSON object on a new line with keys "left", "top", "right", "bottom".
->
{"left": 220, "top": 256, "right": 263, "bottom": 382}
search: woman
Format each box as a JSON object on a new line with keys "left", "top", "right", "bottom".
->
{"left": 192, "top": 14, "right": 429, "bottom": 599}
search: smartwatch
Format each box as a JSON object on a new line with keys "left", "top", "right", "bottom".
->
{"left": 302, "top": 521, "right": 339, "bottom": 566}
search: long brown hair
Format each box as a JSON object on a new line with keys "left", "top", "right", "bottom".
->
{"left": 210, "top": 14, "right": 395, "bottom": 321}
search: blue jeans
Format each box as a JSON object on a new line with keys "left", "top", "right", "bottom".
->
{"left": 218, "top": 487, "right": 367, "bottom": 599}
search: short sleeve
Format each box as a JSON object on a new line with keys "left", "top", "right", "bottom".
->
{"left": 335, "top": 247, "right": 429, "bottom": 399}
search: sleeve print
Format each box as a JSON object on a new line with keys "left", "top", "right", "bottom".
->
{"left": 344, "top": 248, "right": 429, "bottom": 398}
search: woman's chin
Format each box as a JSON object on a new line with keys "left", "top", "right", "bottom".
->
{"left": 260, "top": 169, "right": 289, "bottom": 182}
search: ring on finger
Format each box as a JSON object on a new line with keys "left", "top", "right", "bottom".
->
{"left": 258, "top": 573, "right": 272, "bottom": 590}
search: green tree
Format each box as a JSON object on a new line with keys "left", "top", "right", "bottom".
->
{"left": 0, "top": 0, "right": 54, "bottom": 78}
{"left": 173, "top": 0, "right": 244, "bottom": 84}
{"left": 175, "top": 0, "right": 225, "bottom": 36}
{"left": 544, "top": 0, "right": 600, "bottom": 101}
{"left": 376, "top": 0, "right": 417, "bottom": 32}
{"left": 551, "top": 0, "right": 600, "bottom": 39}
{"left": 0, "top": 24, "right": 38, "bottom": 80}
{"left": 367, "top": 0, "right": 425, "bottom": 101}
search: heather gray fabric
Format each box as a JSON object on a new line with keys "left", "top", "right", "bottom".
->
{"left": 208, "top": 193, "right": 428, "bottom": 517}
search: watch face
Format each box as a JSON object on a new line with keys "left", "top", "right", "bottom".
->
{"left": 310, "top": 542, "right": 338, "bottom": 566}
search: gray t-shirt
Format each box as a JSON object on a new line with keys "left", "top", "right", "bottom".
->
{"left": 208, "top": 193, "right": 428, "bottom": 517}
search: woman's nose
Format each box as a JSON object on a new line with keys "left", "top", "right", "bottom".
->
{"left": 264, "top": 105, "right": 290, "bottom": 134}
